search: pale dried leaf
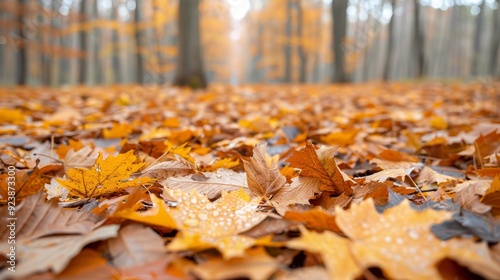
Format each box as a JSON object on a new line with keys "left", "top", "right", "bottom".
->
{"left": 243, "top": 143, "right": 286, "bottom": 197}
{"left": 162, "top": 168, "right": 248, "bottom": 200}
{"left": 0, "top": 191, "right": 99, "bottom": 241}
{"left": 0, "top": 225, "right": 119, "bottom": 279}
{"left": 363, "top": 168, "right": 414, "bottom": 183}
{"left": 107, "top": 223, "right": 166, "bottom": 268}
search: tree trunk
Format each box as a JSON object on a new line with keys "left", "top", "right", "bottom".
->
{"left": 134, "top": 0, "right": 144, "bottom": 84}
{"left": 174, "top": 0, "right": 207, "bottom": 89}
{"left": 284, "top": 0, "right": 293, "bottom": 83}
{"left": 332, "top": 0, "right": 348, "bottom": 83}
{"left": 490, "top": 6, "right": 500, "bottom": 78}
{"left": 297, "top": 0, "right": 307, "bottom": 83}
{"left": 78, "top": 0, "right": 87, "bottom": 84}
{"left": 413, "top": 0, "right": 424, "bottom": 78}
{"left": 17, "top": 1, "right": 26, "bottom": 85}
{"left": 383, "top": 0, "right": 396, "bottom": 81}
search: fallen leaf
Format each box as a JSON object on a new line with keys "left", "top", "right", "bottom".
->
{"left": 162, "top": 168, "right": 248, "bottom": 200}
{"left": 284, "top": 207, "right": 341, "bottom": 233}
{"left": 63, "top": 145, "right": 99, "bottom": 172}
{"left": 0, "top": 191, "right": 99, "bottom": 241}
{"left": 44, "top": 177, "right": 69, "bottom": 200}
{"left": 287, "top": 225, "right": 361, "bottom": 280}
{"left": 243, "top": 143, "right": 287, "bottom": 197}
{"left": 287, "top": 142, "right": 352, "bottom": 195}
{"left": 454, "top": 182, "right": 491, "bottom": 214}
{"left": 0, "top": 225, "right": 119, "bottom": 279}
{"left": 141, "top": 160, "right": 194, "bottom": 180}
{"left": 107, "top": 223, "right": 166, "bottom": 268}
{"left": 336, "top": 199, "right": 500, "bottom": 280}
{"left": 57, "top": 150, "right": 155, "bottom": 198}
{"left": 165, "top": 188, "right": 267, "bottom": 259}
{"left": 271, "top": 176, "right": 320, "bottom": 205}
{"left": 363, "top": 168, "right": 414, "bottom": 183}
{"left": 112, "top": 194, "right": 177, "bottom": 229}
{"left": 191, "top": 247, "right": 278, "bottom": 280}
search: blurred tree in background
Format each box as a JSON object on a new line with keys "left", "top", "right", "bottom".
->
{"left": 0, "top": 0, "right": 499, "bottom": 87}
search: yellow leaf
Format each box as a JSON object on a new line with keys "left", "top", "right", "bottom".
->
{"left": 0, "top": 108, "right": 24, "bottom": 124}
{"left": 170, "top": 143, "right": 195, "bottom": 164}
{"left": 112, "top": 194, "right": 177, "bottom": 229}
{"left": 57, "top": 151, "right": 155, "bottom": 198}
{"left": 335, "top": 199, "right": 500, "bottom": 280}
{"left": 103, "top": 123, "right": 133, "bottom": 139}
{"left": 191, "top": 247, "right": 278, "bottom": 280}
{"left": 209, "top": 157, "right": 240, "bottom": 171}
{"left": 165, "top": 188, "right": 267, "bottom": 259}
{"left": 55, "top": 139, "right": 86, "bottom": 159}
{"left": 430, "top": 116, "right": 448, "bottom": 130}
{"left": 287, "top": 225, "right": 361, "bottom": 280}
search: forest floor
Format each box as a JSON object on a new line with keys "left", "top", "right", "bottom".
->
{"left": 0, "top": 82, "right": 499, "bottom": 279}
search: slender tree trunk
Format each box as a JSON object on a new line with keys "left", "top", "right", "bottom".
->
{"left": 284, "top": 0, "right": 293, "bottom": 83}
{"left": 174, "top": 0, "right": 207, "bottom": 88}
{"left": 332, "top": 0, "right": 348, "bottom": 82}
{"left": 17, "top": 1, "right": 26, "bottom": 85}
{"left": 134, "top": 0, "right": 144, "bottom": 84}
{"left": 490, "top": 6, "right": 500, "bottom": 78}
{"left": 297, "top": 0, "right": 307, "bottom": 83}
{"left": 79, "top": 0, "right": 87, "bottom": 84}
{"left": 383, "top": 0, "right": 396, "bottom": 81}
{"left": 413, "top": 0, "right": 424, "bottom": 78}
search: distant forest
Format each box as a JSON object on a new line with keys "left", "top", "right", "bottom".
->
{"left": 1, "top": 0, "right": 499, "bottom": 86}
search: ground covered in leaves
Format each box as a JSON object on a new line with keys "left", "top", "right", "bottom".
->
{"left": 0, "top": 82, "right": 499, "bottom": 279}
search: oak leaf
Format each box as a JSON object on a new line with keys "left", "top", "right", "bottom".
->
{"left": 336, "top": 198, "right": 500, "bottom": 279}
{"left": 287, "top": 142, "right": 352, "bottom": 196}
{"left": 57, "top": 150, "right": 155, "bottom": 198}
{"left": 243, "top": 143, "right": 286, "bottom": 197}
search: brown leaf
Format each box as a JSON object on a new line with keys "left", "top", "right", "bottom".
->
{"left": 0, "top": 191, "right": 99, "bottom": 241}
{"left": 243, "top": 143, "right": 287, "bottom": 197}
{"left": 191, "top": 247, "right": 278, "bottom": 280}
{"left": 271, "top": 176, "right": 320, "bottom": 205}
{"left": 454, "top": 182, "right": 491, "bottom": 214}
{"left": 107, "top": 223, "right": 166, "bottom": 268}
{"left": 287, "top": 142, "right": 352, "bottom": 196}
{"left": 284, "top": 207, "right": 342, "bottom": 233}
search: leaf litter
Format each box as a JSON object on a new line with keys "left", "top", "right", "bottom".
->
{"left": 0, "top": 82, "right": 499, "bottom": 279}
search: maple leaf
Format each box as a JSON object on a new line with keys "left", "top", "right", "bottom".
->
{"left": 335, "top": 198, "right": 500, "bottom": 279}
{"left": 243, "top": 143, "right": 286, "bottom": 197}
{"left": 107, "top": 223, "right": 166, "bottom": 268}
{"left": 57, "top": 150, "right": 155, "bottom": 198}
{"left": 287, "top": 225, "right": 361, "bottom": 280}
{"left": 191, "top": 247, "right": 278, "bottom": 280}
{"left": 165, "top": 188, "right": 267, "bottom": 259}
{"left": 287, "top": 141, "right": 353, "bottom": 196}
